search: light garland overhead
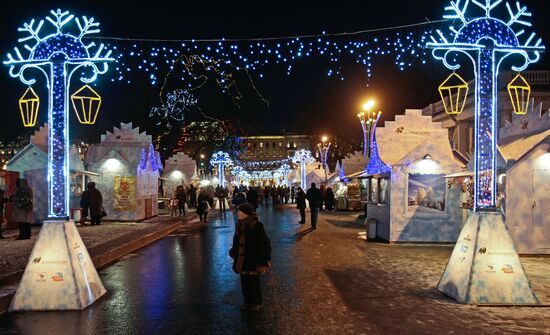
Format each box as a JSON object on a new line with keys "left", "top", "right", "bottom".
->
{"left": 82, "top": 20, "right": 451, "bottom": 86}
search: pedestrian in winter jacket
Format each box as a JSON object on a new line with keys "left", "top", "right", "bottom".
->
{"left": 325, "top": 187, "right": 335, "bottom": 211}
{"left": 229, "top": 203, "right": 271, "bottom": 312}
{"left": 87, "top": 182, "right": 103, "bottom": 226}
{"left": 306, "top": 183, "right": 322, "bottom": 229}
{"left": 296, "top": 187, "right": 307, "bottom": 224}
{"left": 10, "top": 178, "right": 33, "bottom": 239}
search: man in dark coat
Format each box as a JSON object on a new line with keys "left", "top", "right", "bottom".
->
{"left": 188, "top": 184, "right": 197, "bottom": 208}
{"left": 296, "top": 187, "right": 307, "bottom": 224}
{"left": 246, "top": 187, "right": 259, "bottom": 209}
{"left": 10, "top": 178, "right": 33, "bottom": 239}
{"left": 306, "top": 182, "right": 322, "bottom": 229}
{"left": 87, "top": 182, "right": 103, "bottom": 226}
{"left": 229, "top": 203, "right": 271, "bottom": 312}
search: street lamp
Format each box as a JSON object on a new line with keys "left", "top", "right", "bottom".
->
{"left": 317, "top": 136, "right": 331, "bottom": 185}
{"left": 357, "top": 100, "right": 379, "bottom": 157}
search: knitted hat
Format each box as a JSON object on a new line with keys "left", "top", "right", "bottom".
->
{"left": 238, "top": 203, "right": 255, "bottom": 216}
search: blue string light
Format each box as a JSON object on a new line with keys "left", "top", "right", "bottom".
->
{"left": 89, "top": 28, "right": 434, "bottom": 86}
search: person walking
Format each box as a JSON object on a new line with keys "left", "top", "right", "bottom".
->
{"left": 306, "top": 182, "right": 322, "bottom": 229}
{"left": 169, "top": 194, "right": 179, "bottom": 217}
{"left": 176, "top": 185, "right": 187, "bottom": 216}
{"left": 10, "top": 178, "right": 33, "bottom": 240}
{"left": 196, "top": 188, "right": 209, "bottom": 222}
{"left": 296, "top": 187, "right": 307, "bottom": 224}
{"left": 290, "top": 186, "right": 296, "bottom": 204}
{"left": 229, "top": 203, "right": 271, "bottom": 312}
{"left": 325, "top": 187, "right": 335, "bottom": 211}
{"left": 188, "top": 184, "right": 197, "bottom": 208}
{"left": 79, "top": 188, "right": 89, "bottom": 225}
{"left": 215, "top": 185, "right": 228, "bottom": 215}
{"left": 246, "top": 187, "right": 259, "bottom": 210}
{"left": 87, "top": 182, "right": 103, "bottom": 226}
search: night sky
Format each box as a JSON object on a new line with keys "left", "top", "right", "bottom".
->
{"left": 1, "top": 0, "right": 549, "bottom": 147}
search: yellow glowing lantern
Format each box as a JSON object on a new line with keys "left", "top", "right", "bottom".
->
{"left": 71, "top": 85, "right": 102, "bottom": 125}
{"left": 439, "top": 73, "right": 469, "bottom": 115}
{"left": 507, "top": 74, "right": 531, "bottom": 115}
{"left": 19, "top": 87, "right": 39, "bottom": 127}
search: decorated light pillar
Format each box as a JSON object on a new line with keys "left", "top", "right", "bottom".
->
{"left": 4, "top": 9, "right": 113, "bottom": 218}
{"left": 3, "top": 9, "right": 113, "bottom": 311}
{"left": 317, "top": 137, "right": 331, "bottom": 185}
{"left": 292, "top": 149, "right": 315, "bottom": 190}
{"left": 279, "top": 163, "right": 292, "bottom": 186}
{"left": 427, "top": 0, "right": 544, "bottom": 305}
{"left": 210, "top": 151, "right": 233, "bottom": 188}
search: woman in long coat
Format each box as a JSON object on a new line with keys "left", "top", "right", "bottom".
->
{"left": 10, "top": 178, "right": 33, "bottom": 240}
{"left": 229, "top": 203, "right": 271, "bottom": 311}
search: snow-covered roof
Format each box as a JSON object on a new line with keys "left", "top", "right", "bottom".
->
{"left": 499, "top": 129, "right": 550, "bottom": 162}
{"left": 99, "top": 122, "right": 152, "bottom": 145}
{"left": 375, "top": 109, "right": 458, "bottom": 168}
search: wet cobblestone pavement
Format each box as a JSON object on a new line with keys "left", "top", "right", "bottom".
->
{"left": 1, "top": 204, "right": 549, "bottom": 334}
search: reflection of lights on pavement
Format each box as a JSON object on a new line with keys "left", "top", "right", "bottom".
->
{"left": 104, "top": 158, "right": 122, "bottom": 172}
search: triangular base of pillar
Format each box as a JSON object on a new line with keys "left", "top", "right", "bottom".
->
{"left": 437, "top": 210, "right": 539, "bottom": 305}
{"left": 9, "top": 220, "right": 106, "bottom": 311}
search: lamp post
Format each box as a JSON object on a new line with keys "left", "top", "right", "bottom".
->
{"left": 279, "top": 163, "right": 292, "bottom": 187}
{"left": 210, "top": 151, "right": 233, "bottom": 188}
{"left": 292, "top": 149, "right": 315, "bottom": 190}
{"left": 357, "top": 100, "right": 376, "bottom": 157}
{"left": 317, "top": 136, "right": 331, "bottom": 185}
{"left": 4, "top": 9, "right": 113, "bottom": 311}
{"left": 428, "top": 0, "right": 544, "bottom": 305}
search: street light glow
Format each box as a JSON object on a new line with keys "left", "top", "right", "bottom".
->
{"left": 362, "top": 100, "right": 375, "bottom": 111}
{"left": 322, "top": 136, "right": 328, "bottom": 142}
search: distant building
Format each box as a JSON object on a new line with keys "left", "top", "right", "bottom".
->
{"left": 422, "top": 71, "right": 550, "bottom": 162}
{"left": 239, "top": 134, "right": 312, "bottom": 162}
{"left": 0, "top": 135, "right": 29, "bottom": 169}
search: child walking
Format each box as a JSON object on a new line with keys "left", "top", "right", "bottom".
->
{"left": 169, "top": 196, "right": 179, "bottom": 216}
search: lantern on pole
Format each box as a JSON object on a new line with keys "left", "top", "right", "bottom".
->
{"left": 19, "top": 87, "right": 39, "bottom": 127}
{"left": 71, "top": 85, "right": 102, "bottom": 124}
{"left": 507, "top": 74, "right": 531, "bottom": 115}
{"left": 439, "top": 73, "right": 469, "bottom": 115}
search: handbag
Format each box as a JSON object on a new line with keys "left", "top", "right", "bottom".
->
{"left": 100, "top": 206, "right": 107, "bottom": 218}
{"left": 15, "top": 192, "right": 32, "bottom": 208}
